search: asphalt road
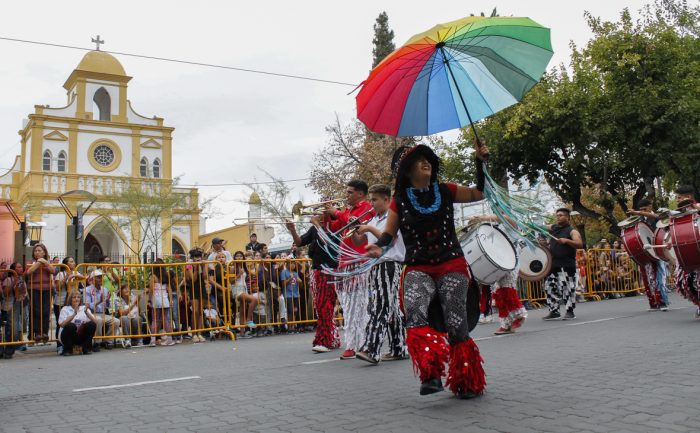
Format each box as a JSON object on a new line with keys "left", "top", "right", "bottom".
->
{"left": 1, "top": 294, "right": 698, "bottom": 433}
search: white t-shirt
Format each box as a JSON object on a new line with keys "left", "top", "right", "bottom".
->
{"left": 204, "top": 308, "right": 218, "bottom": 319}
{"left": 58, "top": 305, "right": 91, "bottom": 341}
{"left": 367, "top": 212, "right": 405, "bottom": 263}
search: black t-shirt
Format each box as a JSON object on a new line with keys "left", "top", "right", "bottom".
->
{"left": 299, "top": 226, "right": 338, "bottom": 270}
{"left": 549, "top": 224, "right": 577, "bottom": 269}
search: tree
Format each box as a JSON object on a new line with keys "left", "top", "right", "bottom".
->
{"left": 94, "top": 178, "right": 212, "bottom": 260}
{"left": 372, "top": 11, "right": 395, "bottom": 68}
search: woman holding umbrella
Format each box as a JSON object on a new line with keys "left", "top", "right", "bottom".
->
{"left": 366, "top": 142, "right": 489, "bottom": 398}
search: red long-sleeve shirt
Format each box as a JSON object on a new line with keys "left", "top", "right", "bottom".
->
{"left": 328, "top": 200, "right": 374, "bottom": 261}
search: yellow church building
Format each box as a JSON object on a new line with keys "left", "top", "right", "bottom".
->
{"left": 0, "top": 47, "right": 275, "bottom": 262}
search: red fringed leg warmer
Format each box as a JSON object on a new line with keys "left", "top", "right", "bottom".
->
{"left": 445, "top": 339, "right": 486, "bottom": 395}
{"left": 493, "top": 287, "right": 523, "bottom": 318}
{"left": 641, "top": 264, "right": 661, "bottom": 308}
{"left": 479, "top": 285, "right": 491, "bottom": 315}
{"left": 406, "top": 326, "right": 449, "bottom": 382}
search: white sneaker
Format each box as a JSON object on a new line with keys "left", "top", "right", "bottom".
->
{"left": 125, "top": 340, "right": 132, "bottom": 348}
{"left": 312, "top": 345, "right": 330, "bottom": 353}
{"left": 478, "top": 315, "right": 493, "bottom": 324}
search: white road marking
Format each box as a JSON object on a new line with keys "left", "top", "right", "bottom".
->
{"left": 302, "top": 358, "right": 340, "bottom": 365}
{"left": 73, "top": 376, "right": 200, "bottom": 392}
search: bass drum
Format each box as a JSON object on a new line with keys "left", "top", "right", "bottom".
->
{"left": 518, "top": 243, "right": 552, "bottom": 281}
{"left": 621, "top": 221, "right": 659, "bottom": 266}
{"left": 653, "top": 226, "right": 676, "bottom": 264}
{"left": 669, "top": 210, "right": 700, "bottom": 272}
{"left": 460, "top": 223, "right": 517, "bottom": 285}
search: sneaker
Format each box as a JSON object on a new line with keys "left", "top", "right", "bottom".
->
{"left": 149, "top": 339, "right": 156, "bottom": 347}
{"left": 133, "top": 340, "right": 144, "bottom": 347}
{"left": 478, "top": 315, "right": 493, "bottom": 324}
{"left": 312, "top": 345, "right": 330, "bottom": 353}
{"left": 340, "top": 349, "right": 356, "bottom": 360}
{"left": 511, "top": 317, "right": 525, "bottom": 329}
{"left": 695, "top": 308, "right": 700, "bottom": 319}
{"left": 92, "top": 344, "right": 101, "bottom": 353}
{"left": 174, "top": 338, "right": 182, "bottom": 344}
{"left": 456, "top": 389, "right": 481, "bottom": 399}
{"left": 659, "top": 303, "right": 669, "bottom": 311}
{"left": 239, "top": 331, "right": 253, "bottom": 339}
{"left": 125, "top": 340, "right": 132, "bottom": 349}
{"left": 355, "top": 351, "right": 379, "bottom": 365}
{"left": 164, "top": 338, "right": 175, "bottom": 346}
{"left": 380, "top": 353, "right": 408, "bottom": 361}
{"left": 562, "top": 311, "right": 576, "bottom": 320}
{"left": 494, "top": 327, "right": 514, "bottom": 335}
{"left": 648, "top": 305, "right": 661, "bottom": 312}
{"left": 19, "top": 344, "right": 27, "bottom": 352}
{"left": 542, "top": 311, "right": 561, "bottom": 321}
{"left": 120, "top": 339, "right": 127, "bottom": 349}
{"left": 57, "top": 346, "right": 64, "bottom": 356}
{"left": 246, "top": 321, "right": 257, "bottom": 329}
{"left": 419, "top": 378, "right": 444, "bottom": 395}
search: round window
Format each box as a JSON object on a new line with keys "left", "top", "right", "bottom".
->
{"left": 93, "top": 144, "right": 115, "bottom": 167}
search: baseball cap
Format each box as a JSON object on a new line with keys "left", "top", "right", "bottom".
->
{"left": 212, "top": 237, "right": 223, "bottom": 244}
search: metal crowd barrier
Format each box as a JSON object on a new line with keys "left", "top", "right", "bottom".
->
{"left": 584, "top": 249, "right": 645, "bottom": 298}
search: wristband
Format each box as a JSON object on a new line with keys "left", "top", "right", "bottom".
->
{"left": 475, "top": 159, "right": 485, "bottom": 192}
{"left": 376, "top": 233, "right": 394, "bottom": 248}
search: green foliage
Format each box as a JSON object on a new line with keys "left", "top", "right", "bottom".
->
{"left": 372, "top": 11, "right": 396, "bottom": 68}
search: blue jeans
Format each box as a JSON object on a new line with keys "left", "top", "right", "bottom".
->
{"left": 655, "top": 261, "right": 669, "bottom": 305}
{"left": 2, "top": 302, "right": 24, "bottom": 356}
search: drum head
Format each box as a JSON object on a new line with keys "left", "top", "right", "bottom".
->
{"left": 519, "top": 244, "right": 552, "bottom": 281}
{"left": 476, "top": 224, "right": 517, "bottom": 270}
{"left": 617, "top": 215, "right": 641, "bottom": 228}
{"left": 636, "top": 223, "right": 660, "bottom": 261}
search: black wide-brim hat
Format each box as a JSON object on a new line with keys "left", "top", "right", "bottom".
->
{"left": 391, "top": 144, "right": 440, "bottom": 179}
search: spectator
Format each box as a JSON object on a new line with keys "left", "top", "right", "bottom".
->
{"left": 147, "top": 270, "right": 174, "bottom": 346}
{"left": 245, "top": 233, "right": 261, "bottom": 253}
{"left": 280, "top": 260, "right": 300, "bottom": 330}
{"left": 0, "top": 261, "right": 8, "bottom": 284}
{"left": 114, "top": 283, "right": 144, "bottom": 347}
{"left": 259, "top": 244, "right": 269, "bottom": 257}
{"left": 84, "top": 270, "right": 119, "bottom": 350}
{"left": 208, "top": 251, "right": 230, "bottom": 316}
{"left": 154, "top": 259, "right": 181, "bottom": 344}
{"left": 25, "top": 243, "right": 54, "bottom": 345}
{"left": 99, "top": 256, "right": 121, "bottom": 297}
{"left": 185, "top": 248, "right": 208, "bottom": 343}
{"left": 1, "top": 263, "right": 27, "bottom": 359}
{"left": 58, "top": 291, "right": 97, "bottom": 356}
{"left": 203, "top": 299, "right": 220, "bottom": 341}
{"left": 53, "top": 257, "right": 85, "bottom": 355}
{"left": 229, "top": 251, "right": 258, "bottom": 338}
{"left": 207, "top": 237, "right": 233, "bottom": 263}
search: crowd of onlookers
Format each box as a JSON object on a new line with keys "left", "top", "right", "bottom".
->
{"left": 1, "top": 232, "right": 655, "bottom": 360}
{"left": 0, "top": 232, "right": 317, "bottom": 359}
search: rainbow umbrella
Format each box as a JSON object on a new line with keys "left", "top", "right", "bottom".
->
{"left": 356, "top": 16, "right": 553, "bottom": 138}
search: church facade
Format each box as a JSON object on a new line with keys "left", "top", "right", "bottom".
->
{"left": 0, "top": 49, "right": 200, "bottom": 261}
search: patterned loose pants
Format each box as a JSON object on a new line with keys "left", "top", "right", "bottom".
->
{"left": 544, "top": 267, "right": 577, "bottom": 313}
{"left": 361, "top": 261, "right": 407, "bottom": 361}
{"left": 640, "top": 263, "right": 662, "bottom": 309}
{"left": 310, "top": 270, "right": 340, "bottom": 349}
{"left": 336, "top": 267, "right": 369, "bottom": 351}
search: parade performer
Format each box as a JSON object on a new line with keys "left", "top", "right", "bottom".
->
{"left": 366, "top": 143, "right": 488, "bottom": 399}
{"left": 543, "top": 208, "right": 583, "bottom": 321}
{"left": 671, "top": 185, "right": 700, "bottom": 318}
{"left": 627, "top": 198, "right": 669, "bottom": 311}
{"left": 351, "top": 184, "right": 407, "bottom": 365}
{"left": 325, "top": 180, "right": 374, "bottom": 360}
{"left": 286, "top": 216, "right": 341, "bottom": 353}
{"left": 471, "top": 215, "right": 528, "bottom": 334}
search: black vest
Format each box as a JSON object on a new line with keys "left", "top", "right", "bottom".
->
{"left": 549, "top": 224, "right": 577, "bottom": 269}
{"left": 395, "top": 183, "right": 463, "bottom": 266}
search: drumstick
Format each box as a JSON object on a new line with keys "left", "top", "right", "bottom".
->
{"left": 643, "top": 244, "right": 671, "bottom": 250}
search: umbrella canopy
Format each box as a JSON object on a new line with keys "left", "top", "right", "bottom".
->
{"left": 356, "top": 16, "right": 553, "bottom": 137}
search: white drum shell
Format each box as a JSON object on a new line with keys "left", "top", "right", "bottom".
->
{"left": 461, "top": 224, "right": 517, "bottom": 285}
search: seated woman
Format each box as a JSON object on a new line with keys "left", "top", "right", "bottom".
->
{"left": 114, "top": 283, "right": 144, "bottom": 347}
{"left": 58, "top": 291, "right": 97, "bottom": 355}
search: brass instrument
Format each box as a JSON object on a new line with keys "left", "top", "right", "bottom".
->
{"left": 291, "top": 199, "right": 346, "bottom": 217}
{"left": 334, "top": 208, "right": 376, "bottom": 239}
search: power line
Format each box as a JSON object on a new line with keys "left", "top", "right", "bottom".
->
{"left": 0, "top": 36, "right": 358, "bottom": 87}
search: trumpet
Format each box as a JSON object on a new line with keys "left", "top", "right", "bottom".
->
{"left": 291, "top": 199, "right": 346, "bottom": 217}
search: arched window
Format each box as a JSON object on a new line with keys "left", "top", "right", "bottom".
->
{"left": 152, "top": 158, "right": 161, "bottom": 178}
{"left": 57, "top": 151, "right": 67, "bottom": 172}
{"left": 140, "top": 157, "right": 148, "bottom": 177}
{"left": 93, "top": 87, "right": 111, "bottom": 121}
{"left": 42, "top": 150, "right": 52, "bottom": 171}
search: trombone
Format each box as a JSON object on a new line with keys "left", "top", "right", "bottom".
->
{"left": 231, "top": 198, "right": 346, "bottom": 225}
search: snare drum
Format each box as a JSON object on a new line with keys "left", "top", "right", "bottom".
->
{"left": 669, "top": 210, "right": 700, "bottom": 271}
{"left": 620, "top": 221, "right": 659, "bottom": 266}
{"left": 460, "top": 223, "right": 517, "bottom": 285}
{"left": 518, "top": 243, "right": 552, "bottom": 281}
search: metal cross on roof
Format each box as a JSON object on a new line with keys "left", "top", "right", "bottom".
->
{"left": 91, "top": 35, "right": 105, "bottom": 51}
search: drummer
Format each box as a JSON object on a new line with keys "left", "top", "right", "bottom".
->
{"left": 627, "top": 199, "right": 669, "bottom": 311}
{"left": 470, "top": 214, "right": 528, "bottom": 335}
{"left": 671, "top": 185, "right": 700, "bottom": 318}
{"left": 542, "top": 208, "right": 583, "bottom": 321}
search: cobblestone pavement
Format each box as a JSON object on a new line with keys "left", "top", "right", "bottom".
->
{"left": 1, "top": 294, "right": 699, "bottom": 433}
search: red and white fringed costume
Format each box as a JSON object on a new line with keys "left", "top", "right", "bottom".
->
{"left": 675, "top": 268, "right": 700, "bottom": 308}
{"left": 310, "top": 270, "right": 341, "bottom": 350}
{"left": 640, "top": 263, "right": 663, "bottom": 309}
{"left": 493, "top": 263, "right": 527, "bottom": 330}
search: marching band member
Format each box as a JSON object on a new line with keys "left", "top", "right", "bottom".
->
{"left": 286, "top": 216, "right": 341, "bottom": 353}
{"left": 367, "top": 143, "right": 488, "bottom": 399}
{"left": 351, "top": 184, "right": 407, "bottom": 365}
{"left": 671, "top": 185, "right": 700, "bottom": 318}
{"left": 326, "top": 180, "right": 374, "bottom": 360}
{"left": 627, "top": 198, "right": 669, "bottom": 311}
{"left": 471, "top": 215, "right": 528, "bottom": 334}
{"left": 543, "top": 208, "right": 584, "bottom": 320}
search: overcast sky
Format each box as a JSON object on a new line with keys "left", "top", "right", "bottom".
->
{"left": 0, "top": 0, "right": 651, "bottom": 234}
